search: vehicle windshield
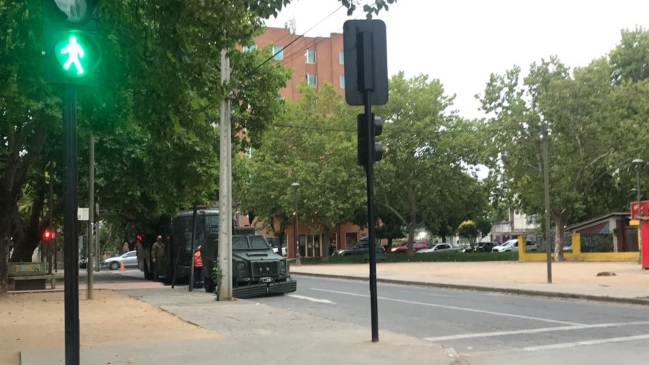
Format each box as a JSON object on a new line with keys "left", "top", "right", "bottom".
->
{"left": 232, "top": 235, "right": 272, "bottom": 250}
{"left": 250, "top": 236, "right": 271, "bottom": 250}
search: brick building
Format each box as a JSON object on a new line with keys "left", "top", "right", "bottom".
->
{"left": 243, "top": 26, "right": 369, "bottom": 258}
{"left": 251, "top": 26, "right": 346, "bottom": 99}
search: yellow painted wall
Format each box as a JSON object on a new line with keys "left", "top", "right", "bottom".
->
{"left": 518, "top": 234, "right": 638, "bottom": 262}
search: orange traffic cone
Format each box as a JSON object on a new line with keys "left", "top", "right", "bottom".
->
{"left": 119, "top": 261, "right": 125, "bottom": 272}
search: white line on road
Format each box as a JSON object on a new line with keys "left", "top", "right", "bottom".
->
{"left": 309, "top": 288, "right": 580, "bottom": 325}
{"left": 424, "top": 321, "right": 649, "bottom": 342}
{"left": 287, "top": 294, "right": 336, "bottom": 304}
{"left": 521, "top": 333, "right": 649, "bottom": 351}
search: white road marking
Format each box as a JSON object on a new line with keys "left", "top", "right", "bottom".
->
{"left": 287, "top": 294, "right": 336, "bottom": 304}
{"left": 309, "top": 288, "right": 580, "bottom": 325}
{"left": 521, "top": 334, "right": 649, "bottom": 351}
{"left": 424, "top": 321, "right": 649, "bottom": 342}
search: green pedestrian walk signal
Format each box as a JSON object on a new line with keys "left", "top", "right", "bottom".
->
{"left": 43, "top": 0, "right": 101, "bottom": 86}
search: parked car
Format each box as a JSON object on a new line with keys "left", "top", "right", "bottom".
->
{"left": 417, "top": 243, "right": 461, "bottom": 254}
{"left": 492, "top": 239, "right": 538, "bottom": 253}
{"left": 79, "top": 257, "right": 87, "bottom": 269}
{"left": 464, "top": 242, "right": 497, "bottom": 253}
{"left": 101, "top": 250, "right": 138, "bottom": 270}
{"left": 390, "top": 240, "right": 432, "bottom": 254}
{"left": 333, "top": 237, "right": 382, "bottom": 256}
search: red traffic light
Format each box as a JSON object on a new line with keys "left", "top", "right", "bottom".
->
{"left": 43, "top": 229, "right": 55, "bottom": 241}
{"left": 136, "top": 235, "right": 143, "bottom": 241}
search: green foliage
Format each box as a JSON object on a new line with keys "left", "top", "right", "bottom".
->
{"left": 474, "top": 217, "right": 492, "bottom": 237}
{"left": 610, "top": 27, "right": 649, "bottom": 83}
{"left": 373, "top": 72, "right": 487, "bottom": 256}
{"left": 212, "top": 263, "right": 223, "bottom": 299}
{"left": 458, "top": 220, "right": 479, "bottom": 245}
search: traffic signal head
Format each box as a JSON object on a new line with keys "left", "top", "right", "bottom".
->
{"left": 43, "top": 229, "right": 55, "bottom": 241}
{"left": 137, "top": 234, "right": 143, "bottom": 242}
{"left": 357, "top": 113, "right": 384, "bottom": 168}
{"left": 43, "top": 0, "right": 101, "bottom": 85}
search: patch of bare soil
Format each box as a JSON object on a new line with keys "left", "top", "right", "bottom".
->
{"left": 0, "top": 290, "right": 220, "bottom": 365}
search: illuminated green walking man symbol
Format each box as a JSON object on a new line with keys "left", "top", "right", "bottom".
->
{"left": 61, "top": 36, "right": 85, "bottom": 75}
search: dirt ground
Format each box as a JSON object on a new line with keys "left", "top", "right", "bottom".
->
{"left": 293, "top": 261, "right": 649, "bottom": 288}
{"left": 0, "top": 290, "right": 220, "bottom": 365}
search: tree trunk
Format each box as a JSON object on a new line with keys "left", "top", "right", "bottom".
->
{"left": 321, "top": 228, "right": 331, "bottom": 263}
{"left": 386, "top": 237, "right": 393, "bottom": 252}
{"left": 407, "top": 222, "right": 416, "bottom": 258}
{"left": 0, "top": 216, "right": 9, "bottom": 295}
{"left": 554, "top": 217, "right": 565, "bottom": 262}
{"left": 0, "top": 243, "right": 8, "bottom": 295}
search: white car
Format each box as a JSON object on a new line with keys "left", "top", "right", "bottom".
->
{"left": 417, "top": 243, "right": 461, "bottom": 254}
{"left": 101, "top": 250, "right": 138, "bottom": 270}
{"left": 492, "top": 239, "right": 538, "bottom": 252}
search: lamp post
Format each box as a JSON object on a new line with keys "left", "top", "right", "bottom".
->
{"left": 291, "top": 182, "right": 301, "bottom": 265}
{"left": 633, "top": 158, "right": 644, "bottom": 264}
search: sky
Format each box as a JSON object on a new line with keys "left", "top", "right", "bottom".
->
{"left": 266, "top": 0, "right": 649, "bottom": 120}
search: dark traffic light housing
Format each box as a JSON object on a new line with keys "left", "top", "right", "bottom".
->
{"left": 357, "top": 112, "right": 384, "bottom": 168}
{"left": 43, "top": 0, "right": 102, "bottom": 85}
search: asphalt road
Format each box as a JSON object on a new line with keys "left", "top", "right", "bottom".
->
{"left": 253, "top": 275, "right": 649, "bottom": 365}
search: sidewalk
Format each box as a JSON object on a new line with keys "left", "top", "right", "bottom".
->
{"left": 290, "top": 261, "right": 649, "bottom": 304}
{"left": 19, "top": 288, "right": 462, "bottom": 365}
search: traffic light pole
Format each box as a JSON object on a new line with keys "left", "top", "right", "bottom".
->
{"left": 87, "top": 132, "right": 95, "bottom": 299}
{"left": 364, "top": 89, "right": 379, "bottom": 343}
{"left": 62, "top": 84, "right": 80, "bottom": 365}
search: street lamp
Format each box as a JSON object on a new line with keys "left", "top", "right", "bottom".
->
{"left": 291, "top": 182, "right": 301, "bottom": 265}
{"left": 633, "top": 158, "right": 644, "bottom": 263}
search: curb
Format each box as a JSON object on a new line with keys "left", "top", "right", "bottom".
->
{"left": 292, "top": 272, "right": 649, "bottom": 306}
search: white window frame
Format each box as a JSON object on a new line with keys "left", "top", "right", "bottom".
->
{"left": 243, "top": 44, "right": 257, "bottom": 52}
{"left": 339, "top": 74, "right": 345, "bottom": 89}
{"left": 272, "top": 45, "right": 283, "bottom": 60}
{"left": 339, "top": 50, "right": 344, "bottom": 64}
{"left": 305, "top": 49, "right": 316, "bottom": 63}
{"left": 306, "top": 73, "right": 317, "bottom": 86}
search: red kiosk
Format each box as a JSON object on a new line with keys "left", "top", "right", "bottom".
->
{"left": 630, "top": 201, "right": 649, "bottom": 270}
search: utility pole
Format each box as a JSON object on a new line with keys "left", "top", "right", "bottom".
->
{"left": 87, "top": 132, "right": 95, "bottom": 299}
{"left": 95, "top": 202, "right": 100, "bottom": 272}
{"left": 218, "top": 48, "right": 233, "bottom": 300}
{"left": 542, "top": 125, "right": 552, "bottom": 284}
{"left": 48, "top": 162, "right": 54, "bottom": 275}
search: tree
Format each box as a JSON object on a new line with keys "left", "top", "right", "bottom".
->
{"left": 457, "top": 220, "right": 478, "bottom": 247}
{"left": 478, "top": 56, "right": 633, "bottom": 261}
{"left": 238, "top": 83, "right": 365, "bottom": 262}
{"left": 374, "top": 73, "right": 486, "bottom": 257}
{"left": 610, "top": 27, "right": 649, "bottom": 84}
{"left": 474, "top": 217, "right": 492, "bottom": 240}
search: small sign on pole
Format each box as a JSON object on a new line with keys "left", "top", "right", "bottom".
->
{"left": 77, "top": 207, "right": 89, "bottom": 221}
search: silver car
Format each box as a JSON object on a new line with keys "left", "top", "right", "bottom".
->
{"left": 101, "top": 250, "right": 138, "bottom": 270}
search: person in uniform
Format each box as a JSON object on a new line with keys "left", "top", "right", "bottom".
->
{"left": 193, "top": 245, "right": 203, "bottom": 288}
{"left": 151, "top": 235, "right": 166, "bottom": 281}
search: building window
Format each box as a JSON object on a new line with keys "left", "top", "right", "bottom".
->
{"left": 306, "top": 73, "right": 317, "bottom": 86}
{"left": 339, "top": 50, "right": 344, "bottom": 64}
{"left": 305, "top": 49, "right": 316, "bottom": 63}
{"left": 339, "top": 75, "right": 345, "bottom": 89}
{"left": 272, "top": 45, "right": 283, "bottom": 60}
{"left": 242, "top": 44, "right": 257, "bottom": 52}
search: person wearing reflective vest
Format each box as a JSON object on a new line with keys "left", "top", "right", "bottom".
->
{"left": 193, "top": 245, "right": 203, "bottom": 288}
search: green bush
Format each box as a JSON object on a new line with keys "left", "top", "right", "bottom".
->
{"left": 299, "top": 251, "right": 518, "bottom": 264}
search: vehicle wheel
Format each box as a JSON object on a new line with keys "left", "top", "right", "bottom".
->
{"left": 109, "top": 261, "right": 120, "bottom": 270}
{"left": 204, "top": 278, "right": 215, "bottom": 293}
{"left": 143, "top": 261, "right": 153, "bottom": 280}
